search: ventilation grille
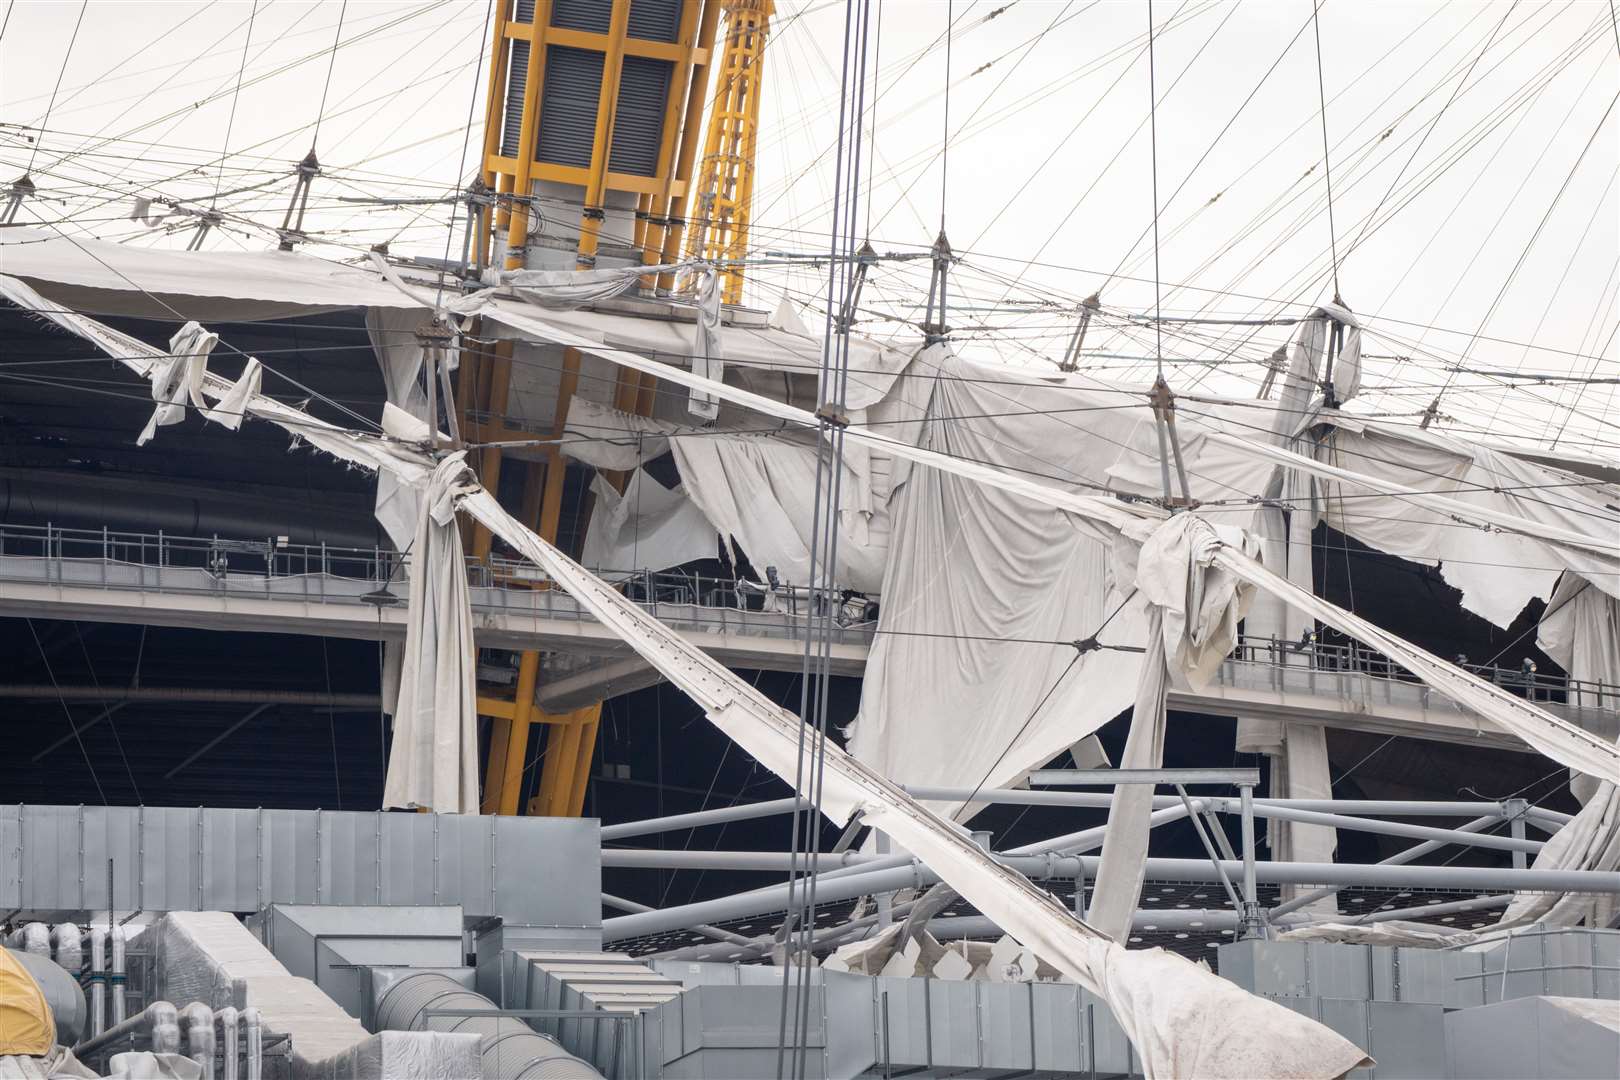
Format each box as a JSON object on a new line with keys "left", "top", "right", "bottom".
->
{"left": 609, "top": 55, "right": 672, "bottom": 177}
{"left": 551, "top": 0, "right": 612, "bottom": 33}
{"left": 535, "top": 46, "right": 606, "bottom": 169}
{"left": 501, "top": 39, "right": 531, "bottom": 158}
{"left": 514, "top": 0, "right": 537, "bottom": 23}
{"left": 628, "top": 0, "right": 683, "bottom": 42}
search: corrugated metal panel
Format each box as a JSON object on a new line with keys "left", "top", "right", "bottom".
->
{"left": 536, "top": 46, "right": 605, "bottom": 169}
{"left": 501, "top": 39, "right": 532, "bottom": 158}
{"left": 628, "top": 0, "right": 683, "bottom": 42}
{"left": 0, "top": 803, "right": 600, "bottom": 928}
{"left": 609, "top": 55, "right": 672, "bottom": 177}
{"left": 552, "top": 0, "right": 613, "bottom": 33}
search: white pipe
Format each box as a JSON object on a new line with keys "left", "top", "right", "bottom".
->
{"left": 14, "top": 921, "right": 50, "bottom": 957}
{"left": 88, "top": 927, "right": 107, "bottom": 1038}
{"left": 50, "top": 922, "right": 83, "bottom": 975}
{"left": 217, "top": 1006, "right": 239, "bottom": 1080}
{"left": 243, "top": 1007, "right": 263, "bottom": 1080}
{"left": 72, "top": 1001, "right": 179, "bottom": 1059}
{"left": 111, "top": 924, "right": 127, "bottom": 1026}
{"left": 182, "top": 1003, "right": 216, "bottom": 1080}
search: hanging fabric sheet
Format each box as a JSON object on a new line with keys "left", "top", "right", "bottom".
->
{"left": 381, "top": 452, "right": 482, "bottom": 815}
{"left": 1089, "top": 515, "right": 1259, "bottom": 942}
{"left": 580, "top": 469, "right": 719, "bottom": 576}
{"left": 137, "top": 321, "right": 264, "bottom": 445}
{"left": 0, "top": 280, "right": 1410, "bottom": 1074}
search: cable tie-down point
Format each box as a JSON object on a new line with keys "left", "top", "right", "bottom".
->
{"left": 814, "top": 403, "right": 849, "bottom": 428}
{"left": 1071, "top": 636, "right": 1101, "bottom": 655}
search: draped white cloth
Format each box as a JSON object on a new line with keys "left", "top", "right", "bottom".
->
{"left": 459, "top": 488, "right": 1371, "bottom": 1080}
{"left": 137, "top": 322, "right": 216, "bottom": 445}
{"left": 580, "top": 469, "right": 718, "bottom": 575}
{"left": 366, "top": 307, "right": 431, "bottom": 551}
{"left": 1089, "top": 516, "right": 1258, "bottom": 941}
{"left": 381, "top": 453, "right": 482, "bottom": 814}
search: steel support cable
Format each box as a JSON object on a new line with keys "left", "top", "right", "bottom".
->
{"left": 212, "top": 1, "right": 260, "bottom": 211}
{"left": 25, "top": 617, "right": 108, "bottom": 805}
{"left": 1309, "top": 0, "right": 1341, "bottom": 300}
{"left": 45, "top": 1, "right": 331, "bottom": 222}
{"left": 191, "top": 5, "right": 477, "bottom": 248}
{"left": 1475, "top": 165, "right": 1618, "bottom": 435}
{"left": 68, "top": 622, "right": 141, "bottom": 803}
{"left": 1547, "top": 284, "right": 1620, "bottom": 445}
{"left": 1340, "top": 2, "right": 1517, "bottom": 271}
{"left": 777, "top": 3, "right": 875, "bottom": 1072}
{"left": 28, "top": 1, "right": 222, "bottom": 130}
{"left": 753, "top": 0, "right": 990, "bottom": 242}
{"left": 1099, "top": 3, "right": 1319, "bottom": 294}
{"left": 1108, "top": 0, "right": 1467, "bottom": 290}
{"left": 310, "top": 1, "right": 349, "bottom": 150}
{"left": 1151, "top": 16, "right": 1613, "bottom": 413}
{"left": 1147, "top": 1, "right": 1586, "bottom": 327}
{"left": 38, "top": 2, "right": 456, "bottom": 235}
{"left": 13, "top": 0, "right": 410, "bottom": 121}
{"left": 430, "top": 0, "right": 491, "bottom": 311}
{"left": 803, "top": 0, "right": 1224, "bottom": 235}
{"left": 1147, "top": 0, "right": 1163, "bottom": 377}
{"left": 1431, "top": 91, "right": 1619, "bottom": 406}
{"left": 21, "top": 0, "right": 88, "bottom": 176}
{"left": 10, "top": 210, "right": 388, "bottom": 434}
{"left": 968, "top": 0, "right": 1244, "bottom": 314}
{"left": 870, "top": 1, "right": 1083, "bottom": 239}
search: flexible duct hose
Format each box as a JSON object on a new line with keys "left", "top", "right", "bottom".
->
{"left": 373, "top": 973, "right": 603, "bottom": 1080}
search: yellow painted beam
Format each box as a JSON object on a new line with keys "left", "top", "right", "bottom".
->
{"left": 565, "top": 705, "right": 602, "bottom": 817}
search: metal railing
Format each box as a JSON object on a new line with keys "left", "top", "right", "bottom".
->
{"left": 0, "top": 522, "right": 880, "bottom": 633}
{"left": 3, "top": 523, "right": 1615, "bottom": 705}
{"left": 1229, "top": 632, "right": 1617, "bottom": 710}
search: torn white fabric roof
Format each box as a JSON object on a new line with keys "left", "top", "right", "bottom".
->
{"left": 473, "top": 294, "right": 917, "bottom": 411}
{"left": 560, "top": 396, "right": 677, "bottom": 470}
{"left": 1090, "top": 516, "right": 1259, "bottom": 942}
{"left": 672, "top": 431, "right": 889, "bottom": 593}
{"left": 481, "top": 302, "right": 1619, "bottom": 784}
{"left": 382, "top": 452, "right": 482, "bottom": 815}
{"left": 137, "top": 321, "right": 217, "bottom": 446}
{"left": 847, "top": 357, "right": 1148, "bottom": 809}
{"left": 0, "top": 283, "right": 1393, "bottom": 1073}
{"left": 458, "top": 488, "right": 1371, "bottom": 1079}
{"left": 0, "top": 226, "right": 422, "bottom": 318}
{"left": 580, "top": 469, "right": 718, "bottom": 575}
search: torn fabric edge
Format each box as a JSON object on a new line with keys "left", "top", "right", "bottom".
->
{"left": 14, "top": 272, "right": 1368, "bottom": 1075}
{"left": 457, "top": 488, "right": 1371, "bottom": 1079}
{"left": 473, "top": 300, "right": 1620, "bottom": 780}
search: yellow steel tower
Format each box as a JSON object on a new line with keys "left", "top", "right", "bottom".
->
{"left": 685, "top": 0, "right": 773, "bottom": 303}
{"left": 463, "top": 0, "right": 721, "bottom": 817}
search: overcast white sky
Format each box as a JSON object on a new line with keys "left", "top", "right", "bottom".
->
{"left": 2, "top": 1, "right": 1615, "bottom": 450}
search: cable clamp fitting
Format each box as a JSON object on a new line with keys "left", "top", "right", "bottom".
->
{"left": 814, "top": 403, "right": 849, "bottom": 428}
{"left": 1071, "top": 636, "right": 1101, "bottom": 655}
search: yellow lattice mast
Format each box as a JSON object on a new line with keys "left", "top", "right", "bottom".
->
{"left": 685, "top": 0, "right": 772, "bottom": 304}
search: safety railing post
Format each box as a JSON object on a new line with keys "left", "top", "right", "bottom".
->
{"left": 1238, "top": 780, "right": 1265, "bottom": 940}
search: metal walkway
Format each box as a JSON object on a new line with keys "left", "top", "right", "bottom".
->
{"left": 2, "top": 525, "right": 1614, "bottom": 746}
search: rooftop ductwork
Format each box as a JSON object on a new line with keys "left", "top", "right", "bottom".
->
{"left": 374, "top": 972, "right": 603, "bottom": 1080}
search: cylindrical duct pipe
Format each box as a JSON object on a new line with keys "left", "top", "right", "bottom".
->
{"left": 374, "top": 972, "right": 604, "bottom": 1080}
{"left": 243, "top": 1007, "right": 263, "bottom": 1080}
{"left": 218, "top": 1006, "right": 240, "bottom": 1080}
{"left": 7, "top": 946, "right": 88, "bottom": 1045}
{"left": 11, "top": 921, "right": 50, "bottom": 957}
{"left": 51, "top": 922, "right": 83, "bottom": 975}
{"left": 88, "top": 928, "right": 107, "bottom": 1038}
{"left": 111, "top": 924, "right": 127, "bottom": 1026}
{"left": 182, "top": 1003, "right": 216, "bottom": 1080}
{"left": 71, "top": 1001, "right": 178, "bottom": 1060}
